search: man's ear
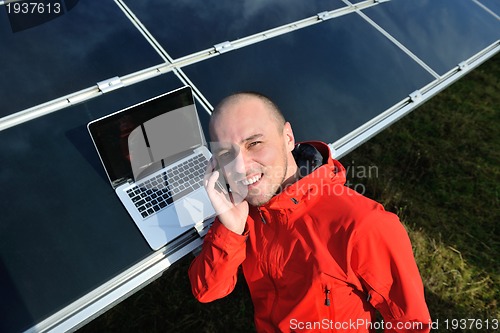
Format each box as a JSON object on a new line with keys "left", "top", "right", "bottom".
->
{"left": 283, "top": 122, "right": 295, "bottom": 151}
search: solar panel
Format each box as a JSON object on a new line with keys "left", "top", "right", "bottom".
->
{"left": 474, "top": 0, "right": 500, "bottom": 18}
{"left": 362, "top": 0, "right": 500, "bottom": 75}
{"left": 0, "top": 1, "right": 163, "bottom": 118}
{"left": 182, "top": 13, "right": 434, "bottom": 142}
{"left": 122, "top": 0, "right": 346, "bottom": 58}
{"left": 0, "top": 0, "right": 498, "bottom": 332}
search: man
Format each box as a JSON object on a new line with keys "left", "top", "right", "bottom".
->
{"left": 188, "top": 92, "right": 431, "bottom": 332}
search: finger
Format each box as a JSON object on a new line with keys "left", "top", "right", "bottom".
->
{"left": 228, "top": 189, "right": 245, "bottom": 205}
{"left": 204, "top": 169, "right": 219, "bottom": 189}
{"left": 204, "top": 156, "right": 216, "bottom": 176}
{"left": 204, "top": 156, "right": 218, "bottom": 184}
{"left": 204, "top": 157, "right": 228, "bottom": 194}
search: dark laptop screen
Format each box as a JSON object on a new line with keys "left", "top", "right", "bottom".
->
{"left": 88, "top": 86, "right": 204, "bottom": 187}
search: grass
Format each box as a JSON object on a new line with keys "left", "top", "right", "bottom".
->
{"left": 78, "top": 53, "right": 499, "bottom": 332}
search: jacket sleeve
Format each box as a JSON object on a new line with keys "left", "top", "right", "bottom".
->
{"left": 188, "top": 218, "right": 248, "bottom": 303}
{"left": 351, "top": 210, "right": 431, "bottom": 333}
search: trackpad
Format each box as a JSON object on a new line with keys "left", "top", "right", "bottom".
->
{"left": 173, "top": 189, "right": 215, "bottom": 227}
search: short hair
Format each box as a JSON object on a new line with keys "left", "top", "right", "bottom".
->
{"left": 210, "top": 91, "right": 285, "bottom": 137}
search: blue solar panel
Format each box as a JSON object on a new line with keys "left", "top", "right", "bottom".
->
{"left": 362, "top": 0, "right": 500, "bottom": 75}
{"left": 0, "top": 73, "right": 185, "bottom": 332}
{"left": 0, "top": 1, "right": 163, "bottom": 117}
{"left": 476, "top": 0, "right": 500, "bottom": 16}
{"left": 183, "top": 13, "right": 434, "bottom": 142}
{"left": 0, "top": 0, "right": 498, "bottom": 332}
{"left": 122, "top": 0, "right": 346, "bottom": 58}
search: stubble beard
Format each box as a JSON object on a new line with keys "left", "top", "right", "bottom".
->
{"left": 246, "top": 154, "right": 288, "bottom": 207}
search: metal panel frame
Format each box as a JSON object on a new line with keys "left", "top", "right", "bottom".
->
{"left": 331, "top": 41, "right": 500, "bottom": 158}
{"left": 25, "top": 221, "right": 213, "bottom": 333}
{"left": 0, "top": 0, "right": 497, "bottom": 332}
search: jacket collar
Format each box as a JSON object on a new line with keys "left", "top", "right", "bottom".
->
{"left": 258, "top": 141, "right": 346, "bottom": 211}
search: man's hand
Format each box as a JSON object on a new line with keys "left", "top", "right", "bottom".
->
{"left": 204, "top": 158, "right": 248, "bottom": 235}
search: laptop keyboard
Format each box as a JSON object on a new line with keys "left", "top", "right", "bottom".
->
{"left": 126, "top": 153, "right": 206, "bottom": 219}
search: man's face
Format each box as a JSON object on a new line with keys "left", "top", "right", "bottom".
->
{"left": 210, "top": 96, "right": 296, "bottom": 206}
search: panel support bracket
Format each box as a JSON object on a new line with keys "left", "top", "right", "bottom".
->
{"left": 409, "top": 90, "right": 422, "bottom": 103}
{"left": 458, "top": 61, "right": 469, "bottom": 71}
{"left": 214, "top": 41, "right": 233, "bottom": 54}
{"left": 317, "top": 11, "right": 330, "bottom": 21}
{"left": 97, "top": 76, "right": 124, "bottom": 93}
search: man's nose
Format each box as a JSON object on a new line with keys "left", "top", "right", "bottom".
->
{"left": 232, "top": 150, "right": 248, "bottom": 175}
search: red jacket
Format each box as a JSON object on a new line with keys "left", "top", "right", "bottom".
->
{"left": 189, "top": 142, "right": 430, "bottom": 332}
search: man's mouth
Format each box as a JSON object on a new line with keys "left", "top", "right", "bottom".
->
{"left": 239, "top": 173, "right": 263, "bottom": 186}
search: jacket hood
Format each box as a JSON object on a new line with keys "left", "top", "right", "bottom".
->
{"left": 262, "top": 141, "right": 346, "bottom": 210}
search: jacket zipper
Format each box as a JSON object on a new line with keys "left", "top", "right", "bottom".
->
{"left": 269, "top": 273, "right": 280, "bottom": 330}
{"left": 258, "top": 207, "right": 267, "bottom": 224}
{"left": 324, "top": 287, "right": 331, "bottom": 306}
{"left": 264, "top": 209, "right": 281, "bottom": 329}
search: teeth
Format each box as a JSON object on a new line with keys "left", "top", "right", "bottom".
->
{"left": 241, "top": 174, "right": 261, "bottom": 186}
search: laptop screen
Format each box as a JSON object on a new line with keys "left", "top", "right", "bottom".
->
{"left": 88, "top": 86, "right": 205, "bottom": 187}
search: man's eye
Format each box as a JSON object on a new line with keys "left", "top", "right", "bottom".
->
{"left": 248, "top": 141, "right": 261, "bottom": 148}
{"left": 217, "top": 151, "right": 232, "bottom": 160}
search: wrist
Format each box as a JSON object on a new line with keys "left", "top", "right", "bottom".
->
{"left": 208, "top": 219, "right": 249, "bottom": 245}
{"left": 225, "top": 222, "right": 246, "bottom": 235}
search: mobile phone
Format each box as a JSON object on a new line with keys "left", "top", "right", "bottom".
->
{"left": 212, "top": 158, "right": 229, "bottom": 194}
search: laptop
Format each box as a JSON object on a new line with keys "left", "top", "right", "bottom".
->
{"left": 88, "top": 86, "right": 215, "bottom": 250}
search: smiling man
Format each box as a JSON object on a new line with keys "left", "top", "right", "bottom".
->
{"left": 188, "top": 92, "right": 431, "bottom": 332}
{"left": 208, "top": 93, "right": 297, "bottom": 208}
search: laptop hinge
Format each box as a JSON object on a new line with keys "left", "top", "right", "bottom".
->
{"left": 111, "top": 177, "right": 133, "bottom": 189}
{"left": 194, "top": 146, "right": 206, "bottom": 155}
{"left": 160, "top": 150, "right": 195, "bottom": 168}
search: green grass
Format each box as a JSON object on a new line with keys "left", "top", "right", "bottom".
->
{"left": 78, "top": 54, "right": 499, "bottom": 332}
